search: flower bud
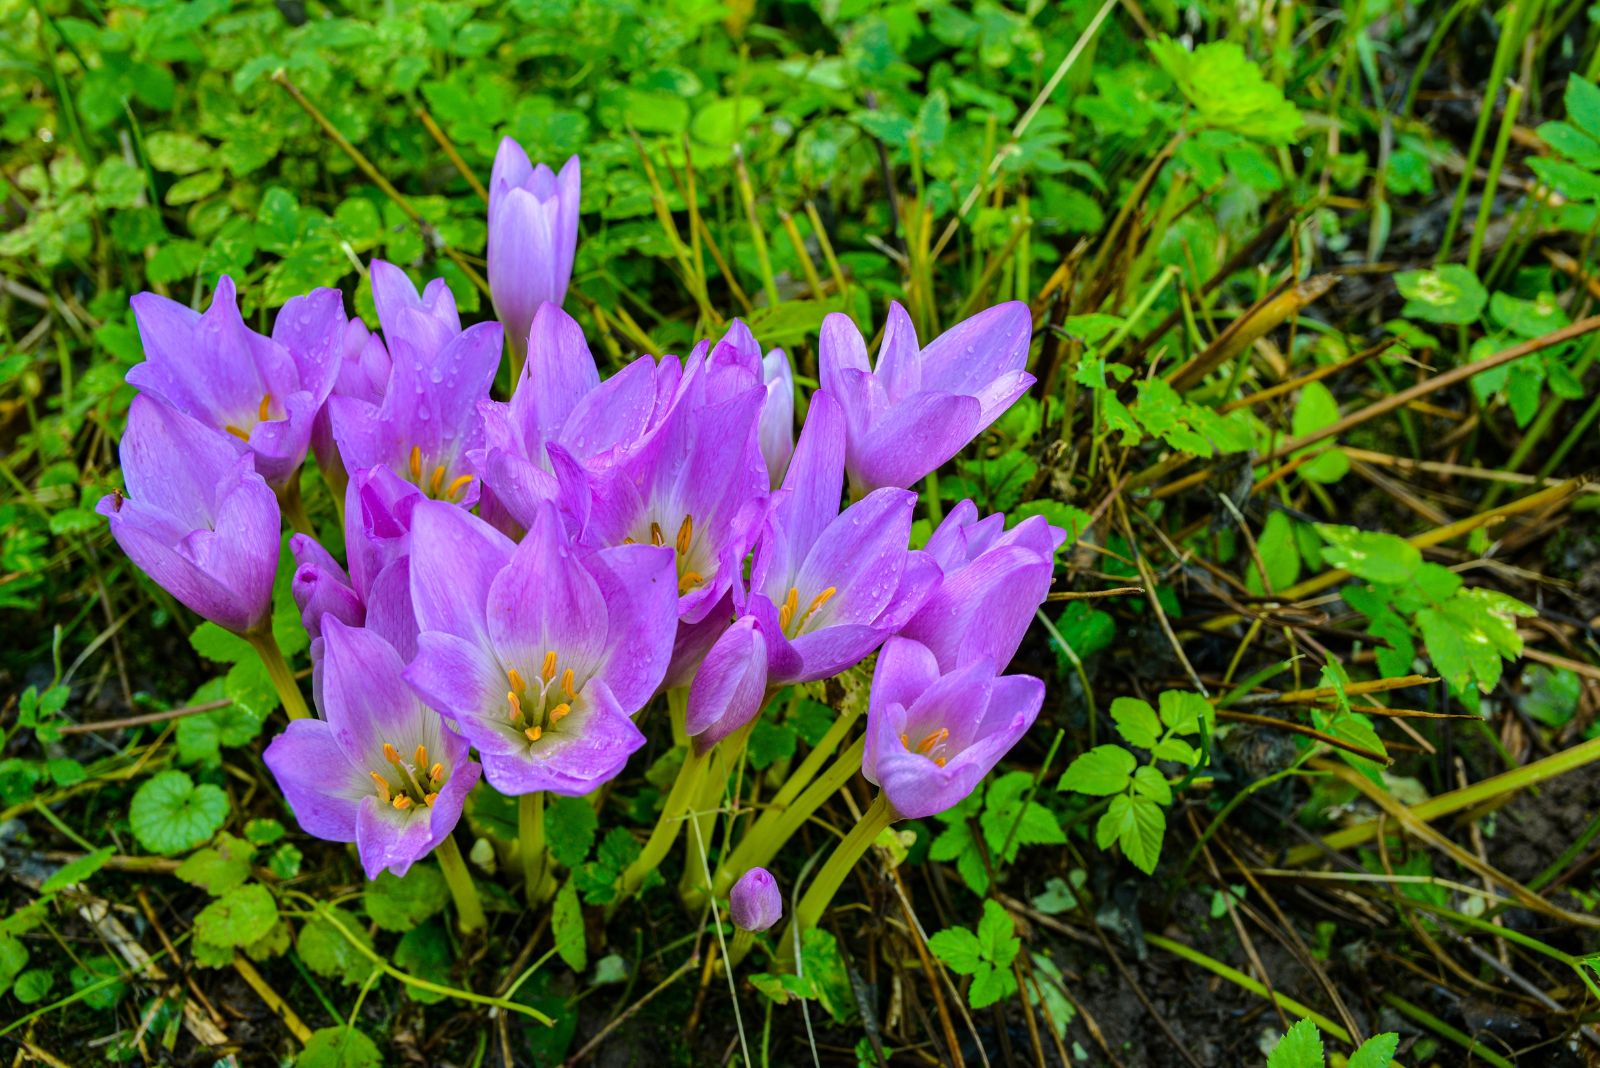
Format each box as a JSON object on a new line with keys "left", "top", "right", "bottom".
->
{"left": 729, "top": 867, "right": 782, "bottom": 932}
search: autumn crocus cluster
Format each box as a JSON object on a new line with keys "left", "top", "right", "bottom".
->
{"left": 100, "top": 137, "right": 1060, "bottom": 952}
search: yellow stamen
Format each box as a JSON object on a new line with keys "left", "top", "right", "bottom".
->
{"left": 525, "top": 725, "right": 543, "bottom": 742}
{"left": 257, "top": 394, "right": 271, "bottom": 422}
{"left": 224, "top": 425, "right": 250, "bottom": 442}
{"left": 650, "top": 521, "right": 665, "bottom": 547}
{"left": 778, "top": 586, "right": 800, "bottom": 632}
{"left": 369, "top": 772, "right": 391, "bottom": 802}
{"left": 392, "top": 794, "right": 413, "bottom": 810}
{"left": 915, "top": 728, "right": 949, "bottom": 754}
{"left": 409, "top": 445, "right": 423, "bottom": 481}
{"left": 678, "top": 570, "right": 704, "bottom": 594}
{"left": 428, "top": 464, "right": 446, "bottom": 497}
{"left": 413, "top": 744, "right": 427, "bottom": 769}
{"left": 507, "top": 668, "right": 526, "bottom": 695}
{"left": 507, "top": 690, "right": 523, "bottom": 723}
{"left": 548, "top": 703, "right": 570, "bottom": 725}
{"left": 622, "top": 536, "right": 636, "bottom": 545}
{"left": 793, "top": 586, "right": 837, "bottom": 633}
{"left": 934, "top": 756, "right": 947, "bottom": 767}
{"left": 423, "top": 792, "right": 438, "bottom": 806}
{"left": 676, "top": 514, "right": 693, "bottom": 555}
{"left": 541, "top": 650, "right": 558, "bottom": 684}
{"left": 429, "top": 763, "right": 444, "bottom": 784}
{"left": 900, "top": 733, "right": 912, "bottom": 750}
{"left": 383, "top": 743, "right": 401, "bottom": 764}
{"left": 445, "top": 473, "right": 474, "bottom": 499}
{"left": 561, "top": 668, "right": 576, "bottom": 700}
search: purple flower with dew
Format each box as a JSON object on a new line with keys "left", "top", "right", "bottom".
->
{"left": 861, "top": 637, "right": 1044, "bottom": 820}
{"left": 820, "top": 300, "right": 1034, "bottom": 494}
{"left": 263, "top": 618, "right": 480, "bottom": 879}
{"left": 291, "top": 465, "right": 425, "bottom": 702}
{"left": 729, "top": 867, "right": 783, "bottom": 932}
{"left": 403, "top": 499, "right": 678, "bottom": 796}
{"left": 564, "top": 350, "right": 769, "bottom": 627}
{"left": 699, "top": 319, "right": 795, "bottom": 487}
{"left": 127, "top": 276, "right": 346, "bottom": 488}
{"left": 311, "top": 317, "right": 392, "bottom": 498}
{"left": 97, "top": 395, "right": 280, "bottom": 634}
{"left": 488, "top": 138, "right": 580, "bottom": 364}
{"left": 475, "top": 304, "right": 664, "bottom": 535}
{"left": 899, "top": 499, "right": 1065, "bottom": 673}
{"left": 328, "top": 261, "right": 502, "bottom": 505}
{"left": 686, "top": 391, "right": 939, "bottom": 747}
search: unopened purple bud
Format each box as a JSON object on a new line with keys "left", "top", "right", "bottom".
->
{"left": 729, "top": 867, "right": 782, "bottom": 932}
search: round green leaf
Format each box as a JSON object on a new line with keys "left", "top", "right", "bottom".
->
{"left": 129, "top": 770, "right": 229, "bottom": 855}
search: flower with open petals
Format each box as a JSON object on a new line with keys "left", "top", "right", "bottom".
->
{"left": 820, "top": 301, "right": 1033, "bottom": 494}
{"left": 403, "top": 499, "right": 678, "bottom": 795}
{"left": 264, "top": 619, "right": 480, "bottom": 879}
{"left": 329, "top": 262, "right": 501, "bottom": 505}
{"left": 686, "top": 391, "right": 938, "bottom": 748}
{"left": 127, "top": 276, "right": 345, "bottom": 488}
{"left": 97, "top": 395, "right": 280, "bottom": 634}
{"left": 899, "top": 499, "right": 1064, "bottom": 672}
{"left": 730, "top": 868, "right": 783, "bottom": 932}
{"left": 862, "top": 637, "right": 1044, "bottom": 820}
{"left": 488, "top": 139, "right": 580, "bottom": 364}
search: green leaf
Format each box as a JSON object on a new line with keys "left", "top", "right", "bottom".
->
{"left": 190, "top": 622, "right": 252, "bottom": 663}
{"left": 1292, "top": 382, "right": 1349, "bottom": 483}
{"left": 175, "top": 833, "right": 255, "bottom": 895}
{"left": 1158, "top": 691, "right": 1210, "bottom": 735}
{"left": 1096, "top": 795, "right": 1166, "bottom": 874}
{"left": 1395, "top": 265, "right": 1487, "bottom": 325}
{"left": 977, "top": 900, "right": 1019, "bottom": 967}
{"left": 0, "top": 933, "right": 29, "bottom": 997}
{"left": 1565, "top": 75, "right": 1600, "bottom": 141}
{"left": 552, "top": 879, "right": 586, "bottom": 972}
{"left": 1148, "top": 38, "right": 1301, "bottom": 142}
{"left": 1348, "top": 1032, "right": 1401, "bottom": 1068}
{"left": 297, "top": 909, "right": 376, "bottom": 986}
{"left": 691, "top": 96, "right": 765, "bottom": 146}
{"left": 394, "top": 922, "right": 452, "bottom": 1004}
{"left": 1267, "top": 1018, "right": 1325, "bottom": 1068}
{"left": 1315, "top": 525, "right": 1421, "bottom": 585}
{"left": 967, "top": 962, "right": 1017, "bottom": 1009}
{"left": 14, "top": 968, "right": 54, "bottom": 1004}
{"left": 1110, "top": 697, "right": 1160, "bottom": 749}
{"left": 928, "top": 926, "right": 983, "bottom": 975}
{"left": 194, "top": 884, "right": 277, "bottom": 948}
{"left": 545, "top": 795, "right": 598, "bottom": 868}
{"left": 1058, "top": 745, "right": 1136, "bottom": 796}
{"left": 298, "top": 1026, "right": 383, "bottom": 1068}
{"left": 1131, "top": 765, "right": 1173, "bottom": 805}
{"left": 129, "top": 770, "right": 229, "bottom": 855}
{"left": 1247, "top": 511, "right": 1302, "bottom": 595}
{"left": 41, "top": 846, "right": 115, "bottom": 893}
{"left": 1150, "top": 736, "right": 1200, "bottom": 765}
{"left": 366, "top": 864, "right": 449, "bottom": 931}
{"left": 69, "top": 954, "right": 127, "bottom": 1010}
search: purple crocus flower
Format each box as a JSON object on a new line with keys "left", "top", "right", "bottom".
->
{"left": 861, "top": 637, "right": 1044, "bottom": 820}
{"left": 685, "top": 391, "right": 939, "bottom": 746}
{"left": 565, "top": 351, "right": 769, "bottom": 626}
{"left": 311, "top": 317, "right": 392, "bottom": 501}
{"left": 127, "top": 276, "right": 345, "bottom": 488}
{"left": 700, "top": 319, "right": 795, "bottom": 487}
{"left": 729, "top": 867, "right": 783, "bottom": 932}
{"left": 97, "top": 395, "right": 280, "bottom": 634}
{"left": 900, "top": 499, "right": 1064, "bottom": 672}
{"left": 474, "top": 303, "right": 663, "bottom": 534}
{"left": 329, "top": 262, "right": 502, "bottom": 505}
{"left": 819, "top": 301, "right": 1034, "bottom": 494}
{"left": 263, "top": 618, "right": 480, "bottom": 879}
{"left": 402, "top": 499, "right": 678, "bottom": 796}
{"left": 488, "top": 139, "right": 580, "bottom": 363}
{"left": 291, "top": 465, "right": 424, "bottom": 705}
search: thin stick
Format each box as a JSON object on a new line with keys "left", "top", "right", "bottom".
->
{"left": 566, "top": 955, "right": 700, "bottom": 1064}
{"left": 416, "top": 104, "right": 488, "bottom": 200}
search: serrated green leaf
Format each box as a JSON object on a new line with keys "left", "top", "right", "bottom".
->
{"left": 1131, "top": 765, "right": 1173, "bottom": 805}
{"left": 977, "top": 900, "right": 1019, "bottom": 967}
{"left": 1395, "top": 264, "right": 1487, "bottom": 325}
{"left": 175, "top": 833, "right": 255, "bottom": 895}
{"left": 1315, "top": 525, "right": 1421, "bottom": 585}
{"left": 1267, "top": 1018, "right": 1325, "bottom": 1068}
{"left": 1110, "top": 697, "right": 1160, "bottom": 748}
{"left": 1058, "top": 745, "right": 1136, "bottom": 796}
{"left": 297, "top": 909, "right": 376, "bottom": 986}
{"left": 553, "top": 879, "right": 586, "bottom": 971}
{"left": 366, "top": 864, "right": 449, "bottom": 931}
{"left": 1097, "top": 795, "right": 1166, "bottom": 874}
{"left": 194, "top": 884, "right": 277, "bottom": 948}
{"left": 545, "top": 795, "right": 598, "bottom": 869}
{"left": 1158, "top": 691, "right": 1210, "bottom": 734}
{"left": 1348, "top": 1032, "right": 1400, "bottom": 1068}
{"left": 298, "top": 1026, "right": 382, "bottom": 1068}
{"left": 129, "top": 770, "right": 229, "bottom": 855}
{"left": 928, "top": 926, "right": 983, "bottom": 975}
{"left": 394, "top": 921, "right": 452, "bottom": 1004}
